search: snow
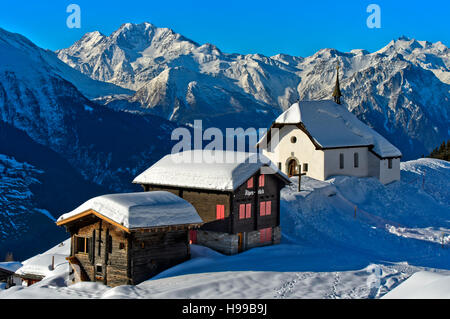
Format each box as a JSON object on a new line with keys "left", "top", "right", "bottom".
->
{"left": 15, "top": 254, "right": 68, "bottom": 278}
{"left": 133, "top": 150, "right": 290, "bottom": 191}
{"left": 1, "top": 158, "right": 449, "bottom": 299}
{"left": 34, "top": 208, "right": 56, "bottom": 222}
{"left": 382, "top": 271, "right": 450, "bottom": 299}
{"left": 0, "top": 27, "right": 133, "bottom": 99}
{"left": 57, "top": 23, "right": 449, "bottom": 160}
{"left": 57, "top": 191, "right": 202, "bottom": 230}
{"left": 270, "top": 100, "right": 402, "bottom": 158}
{"left": 0, "top": 154, "right": 51, "bottom": 240}
{"left": 15, "top": 239, "right": 70, "bottom": 278}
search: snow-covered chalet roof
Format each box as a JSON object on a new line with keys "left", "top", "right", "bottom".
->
{"left": 0, "top": 262, "right": 22, "bottom": 274}
{"left": 133, "top": 150, "right": 290, "bottom": 191}
{"left": 57, "top": 191, "right": 203, "bottom": 230}
{"left": 258, "top": 100, "right": 402, "bottom": 158}
{"left": 15, "top": 254, "right": 67, "bottom": 278}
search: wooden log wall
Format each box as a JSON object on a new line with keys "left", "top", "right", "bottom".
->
{"left": 130, "top": 230, "right": 190, "bottom": 285}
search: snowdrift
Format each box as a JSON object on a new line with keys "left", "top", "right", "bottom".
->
{"left": 1, "top": 158, "right": 449, "bottom": 299}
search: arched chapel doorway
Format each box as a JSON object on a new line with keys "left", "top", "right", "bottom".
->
{"left": 287, "top": 158, "right": 299, "bottom": 177}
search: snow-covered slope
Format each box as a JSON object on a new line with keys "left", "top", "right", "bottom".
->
{"left": 57, "top": 23, "right": 450, "bottom": 159}
{"left": 0, "top": 28, "right": 132, "bottom": 99}
{"left": 0, "top": 27, "right": 183, "bottom": 191}
{"left": 0, "top": 123, "right": 109, "bottom": 260}
{"left": 382, "top": 271, "right": 450, "bottom": 299}
{"left": 0, "top": 29, "right": 189, "bottom": 259}
{"left": 1, "top": 158, "right": 448, "bottom": 298}
{"left": 0, "top": 154, "right": 48, "bottom": 241}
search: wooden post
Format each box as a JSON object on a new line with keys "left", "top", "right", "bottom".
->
{"left": 51, "top": 255, "right": 54, "bottom": 271}
{"left": 354, "top": 206, "right": 357, "bottom": 219}
{"left": 292, "top": 163, "right": 306, "bottom": 192}
{"left": 422, "top": 171, "right": 426, "bottom": 190}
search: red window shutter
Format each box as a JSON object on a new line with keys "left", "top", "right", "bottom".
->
{"left": 267, "top": 227, "right": 272, "bottom": 241}
{"left": 260, "top": 228, "right": 272, "bottom": 243}
{"left": 259, "top": 174, "right": 265, "bottom": 187}
{"left": 260, "top": 229, "right": 265, "bottom": 243}
{"left": 239, "top": 204, "right": 245, "bottom": 219}
{"left": 189, "top": 230, "right": 197, "bottom": 244}
{"left": 216, "top": 205, "right": 225, "bottom": 220}
{"left": 245, "top": 203, "right": 252, "bottom": 219}
{"left": 247, "top": 177, "right": 253, "bottom": 188}
{"left": 266, "top": 201, "right": 271, "bottom": 216}
{"left": 260, "top": 201, "right": 266, "bottom": 216}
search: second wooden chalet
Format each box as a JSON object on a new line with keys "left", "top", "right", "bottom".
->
{"left": 0, "top": 262, "right": 22, "bottom": 288}
{"left": 133, "top": 150, "right": 291, "bottom": 255}
{"left": 56, "top": 191, "right": 203, "bottom": 287}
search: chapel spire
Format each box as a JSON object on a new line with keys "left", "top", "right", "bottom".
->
{"left": 332, "top": 62, "right": 342, "bottom": 104}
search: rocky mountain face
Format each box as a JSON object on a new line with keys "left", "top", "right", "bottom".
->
{"left": 0, "top": 28, "right": 179, "bottom": 259}
{"left": 0, "top": 123, "right": 107, "bottom": 260}
{"left": 58, "top": 23, "right": 449, "bottom": 159}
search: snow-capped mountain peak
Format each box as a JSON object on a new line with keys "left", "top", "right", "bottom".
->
{"left": 57, "top": 23, "right": 450, "bottom": 159}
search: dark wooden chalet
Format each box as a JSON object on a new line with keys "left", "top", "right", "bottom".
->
{"left": 56, "top": 191, "right": 203, "bottom": 287}
{"left": 133, "top": 150, "right": 291, "bottom": 255}
{"left": 0, "top": 266, "right": 14, "bottom": 282}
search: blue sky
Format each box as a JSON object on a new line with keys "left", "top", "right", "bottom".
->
{"left": 0, "top": 0, "right": 448, "bottom": 57}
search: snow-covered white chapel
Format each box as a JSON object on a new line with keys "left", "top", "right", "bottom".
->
{"left": 256, "top": 66, "right": 402, "bottom": 184}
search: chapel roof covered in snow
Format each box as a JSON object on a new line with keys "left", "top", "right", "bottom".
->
{"left": 56, "top": 191, "right": 203, "bottom": 231}
{"left": 133, "top": 150, "right": 290, "bottom": 191}
{"left": 258, "top": 100, "right": 402, "bottom": 158}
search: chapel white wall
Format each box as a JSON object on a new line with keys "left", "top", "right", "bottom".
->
{"left": 323, "top": 147, "right": 370, "bottom": 180}
{"left": 379, "top": 157, "right": 401, "bottom": 184}
{"left": 260, "top": 126, "right": 401, "bottom": 184}
{"left": 262, "top": 125, "right": 325, "bottom": 180}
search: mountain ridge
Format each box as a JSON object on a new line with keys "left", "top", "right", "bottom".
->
{"left": 56, "top": 22, "right": 450, "bottom": 159}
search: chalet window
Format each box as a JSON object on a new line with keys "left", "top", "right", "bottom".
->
{"left": 260, "top": 201, "right": 266, "bottom": 216}
{"left": 260, "top": 228, "right": 272, "bottom": 243}
{"left": 119, "top": 242, "right": 125, "bottom": 250}
{"left": 247, "top": 177, "right": 253, "bottom": 189}
{"left": 339, "top": 153, "right": 344, "bottom": 169}
{"left": 75, "top": 236, "right": 89, "bottom": 254}
{"left": 96, "top": 265, "right": 103, "bottom": 274}
{"left": 239, "top": 204, "right": 246, "bottom": 219}
{"left": 216, "top": 205, "right": 225, "bottom": 220}
{"left": 239, "top": 203, "right": 252, "bottom": 219}
{"left": 290, "top": 136, "right": 297, "bottom": 144}
{"left": 245, "top": 203, "right": 252, "bottom": 219}
{"left": 260, "top": 201, "right": 272, "bottom": 216}
{"left": 266, "top": 201, "right": 271, "bottom": 216}
{"left": 278, "top": 162, "right": 282, "bottom": 170}
{"left": 303, "top": 163, "right": 308, "bottom": 172}
{"left": 388, "top": 158, "right": 393, "bottom": 169}
{"left": 354, "top": 152, "right": 359, "bottom": 168}
{"left": 259, "top": 174, "right": 265, "bottom": 187}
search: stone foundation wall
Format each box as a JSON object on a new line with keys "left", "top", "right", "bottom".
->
{"left": 196, "top": 230, "right": 239, "bottom": 255}
{"left": 197, "top": 226, "right": 281, "bottom": 255}
{"left": 245, "top": 226, "right": 281, "bottom": 250}
{"left": 273, "top": 226, "right": 281, "bottom": 244}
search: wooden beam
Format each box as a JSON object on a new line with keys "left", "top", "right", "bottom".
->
{"left": 56, "top": 209, "right": 130, "bottom": 233}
